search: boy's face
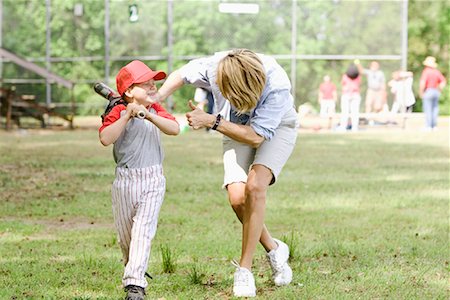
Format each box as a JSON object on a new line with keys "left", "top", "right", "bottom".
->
{"left": 126, "top": 79, "right": 158, "bottom": 105}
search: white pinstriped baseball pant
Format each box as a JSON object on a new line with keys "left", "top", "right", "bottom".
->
{"left": 112, "top": 165, "right": 165, "bottom": 288}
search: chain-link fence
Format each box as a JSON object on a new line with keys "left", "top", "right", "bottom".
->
{"left": 0, "top": 0, "right": 406, "bottom": 114}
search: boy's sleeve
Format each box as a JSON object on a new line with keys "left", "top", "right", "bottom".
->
{"left": 151, "top": 103, "right": 178, "bottom": 123}
{"left": 99, "top": 104, "right": 126, "bottom": 133}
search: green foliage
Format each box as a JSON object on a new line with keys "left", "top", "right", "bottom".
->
{"left": 1, "top": 0, "right": 447, "bottom": 114}
{"left": 408, "top": 0, "right": 449, "bottom": 114}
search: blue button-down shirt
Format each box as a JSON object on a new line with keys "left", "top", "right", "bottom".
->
{"left": 179, "top": 51, "right": 297, "bottom": 140}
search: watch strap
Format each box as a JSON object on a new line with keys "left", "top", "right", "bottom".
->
{"left": 212, "top": 114, "right": 222, "bottom": 130}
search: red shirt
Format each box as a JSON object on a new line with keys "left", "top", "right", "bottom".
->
{"left": 341, "top": 75, "right": 361, "bottom": 94}
{"left": 319, "top": 82, "right": 336, "bottom": 99}
{"left": 99, "top": 103, "right": 177, "bottom": 132}
{"left": 420, "top": 67, "right": 446, "bottom": 89}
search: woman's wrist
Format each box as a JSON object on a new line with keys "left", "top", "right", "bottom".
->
{"left": 149, "top": 91, "right": 163, "bottom": 103}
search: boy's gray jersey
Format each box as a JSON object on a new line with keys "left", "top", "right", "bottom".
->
{"left": 113, "top": 108, "right": 163, "bottom": 168}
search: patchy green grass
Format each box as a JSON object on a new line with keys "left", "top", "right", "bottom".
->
{"left": 0, "top": 127, "right": 448, "bottom": 299}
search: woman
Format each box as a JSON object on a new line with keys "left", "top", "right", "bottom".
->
{"left": 156, "top": 49, "right": 297, "bottom": 297}
{"left": 419, "top": 56, "right": 446, "bottom": 131}
{"left": 339, "top": 64, "right": 362, "bottom": 132}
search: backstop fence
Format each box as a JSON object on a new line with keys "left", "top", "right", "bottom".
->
{"left": 0, "top": 0, "right": 407, "bottom": 113}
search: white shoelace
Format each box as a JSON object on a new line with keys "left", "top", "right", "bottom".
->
{"left": 231, "top": 259, "right": 250, "bottom": 285}
{"left": 268, "top": 250, "right": 285, "bottom": 272}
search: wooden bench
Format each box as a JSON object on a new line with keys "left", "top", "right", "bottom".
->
{"left": 0, "top": 87, "right": 74, "bottom": 130}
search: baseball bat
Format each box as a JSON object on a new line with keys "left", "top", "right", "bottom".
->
{"left": 94, "top": 82, "right": 146, "bottom": 119}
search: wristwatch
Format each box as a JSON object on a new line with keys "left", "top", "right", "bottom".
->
{"left": 211, "top": 114, "right": 222, "bottom": 130}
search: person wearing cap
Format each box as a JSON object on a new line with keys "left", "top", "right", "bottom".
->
{"left": 419, "top": 56, "right": 447, "bottom": 131}
{"left": 156, "top": 49, "right": 297, "bottom": 297}
{"left": 99, "top": 60, "right": 179, "bottom": 300}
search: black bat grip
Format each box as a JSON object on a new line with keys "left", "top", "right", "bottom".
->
{"left": 94, "top": 82, "right": 120, "bottom": 101}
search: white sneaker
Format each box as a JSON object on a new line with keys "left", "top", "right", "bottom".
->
{"left": 267, "top": 238, "right": 293, "bottom": 286}
{"left": 231, "top": 260, "right": 256, "bottom": 297}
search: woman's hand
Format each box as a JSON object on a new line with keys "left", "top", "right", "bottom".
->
{"left": 185, "top": 100, "right": 215, "bottom": 130}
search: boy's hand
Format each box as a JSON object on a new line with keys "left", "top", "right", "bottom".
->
{"left": 135, "top": 104, "right": 149, "bottom": 119}
{"left": 125, "top": 103, "right": 147, "bottom": 119}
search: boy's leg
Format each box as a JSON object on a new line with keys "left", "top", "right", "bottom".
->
{"left": 123, "top": 166, "right": 166, "bottom": 289}
{"left": 112, "top": 174, "right": 133, "bottom": 266}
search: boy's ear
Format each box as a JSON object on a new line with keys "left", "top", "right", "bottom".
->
{"left": 124, "top": 87, "right": 133, "bottom": 99}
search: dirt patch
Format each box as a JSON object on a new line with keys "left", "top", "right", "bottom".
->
{"left": 1, "top": 216, "right": 113, "bottom": 232}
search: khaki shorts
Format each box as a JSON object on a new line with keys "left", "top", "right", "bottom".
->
{"left": 222, "top": 125, "right": 297, "bottom": 188}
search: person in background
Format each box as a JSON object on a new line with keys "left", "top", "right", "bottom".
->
{"left": 356, "top": 61, "right": 387, "bottom": 119}
{"left": 419, "top": 56, "right": 447, "bottom": 131}
{"left": 389, "top": 71, "right": 415, "bottom": 114}
{"left": 318, "top": 75, "right": 337, "bottom": 129}
{"left": 338, "top": 64, "right": 361, "bottom": 132}
{"left": 387, "top": 70, "right": 415, "bottom": 126}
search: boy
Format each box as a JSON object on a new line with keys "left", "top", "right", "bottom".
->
{"left": 99, "top": 60, "right": 179, "bottom": 300}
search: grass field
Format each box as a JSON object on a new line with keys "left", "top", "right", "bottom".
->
{"left": 0, "top": 126, "right": 448, "bottom": 299}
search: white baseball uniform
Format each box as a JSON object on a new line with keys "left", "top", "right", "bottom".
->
{"left": 100, "top": 103, "right": 176, "bottom": 289}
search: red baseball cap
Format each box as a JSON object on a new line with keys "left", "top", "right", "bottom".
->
{"left": 116, "top": 60, "right": 166, "bottom": 95}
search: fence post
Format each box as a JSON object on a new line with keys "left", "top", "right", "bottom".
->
{"left": 45, "top": 0, "right": 52, "bottom": 105}
{"left": 166, "top": 0, "right": 174, "bottom": 112}
{"left": 291, "top": 0, "right": 297, "bottom": 105}
{"left": 401, "top": 0, "right": 408, "bottom": 70}
{"left": 104, "top": 0, "right": 110, "bottom": 85}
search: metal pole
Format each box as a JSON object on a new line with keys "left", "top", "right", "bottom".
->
{"left": 45, "top": 0, "right": 51, "bottom": 104}
{"left": 0, "top": 0, "right": 3, "bottom": 82}
{"left": 104, "top": 0, "right": 110, "bottom": 84}
{"left": 167, "top": 0, "right": 174, "bottom": 111}
{"left": 401, "top": 0, "right": 408, "bottom": 70}
{"left": 290, "top": 0, "right": 297, "bottom": 103}
{"left": 0, "top": 0, "right": 2, "bottom": 128}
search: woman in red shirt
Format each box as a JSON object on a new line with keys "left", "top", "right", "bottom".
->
{"left": 419, "top": 56, "right": 447, "bottom": 130}
{"left": 338, "top": 64, "right": 362, "bottom": 132}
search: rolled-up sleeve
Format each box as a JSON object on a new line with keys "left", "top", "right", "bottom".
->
{"left": 178, "top": 57, "right": 213, "bottom": 89}
{"left": 250, "top": 89, "right": 291, "bottom": 140}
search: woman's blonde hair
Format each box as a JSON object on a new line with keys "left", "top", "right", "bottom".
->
{"left": 217, "top": 49, "right": 266, "bottom": 114}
